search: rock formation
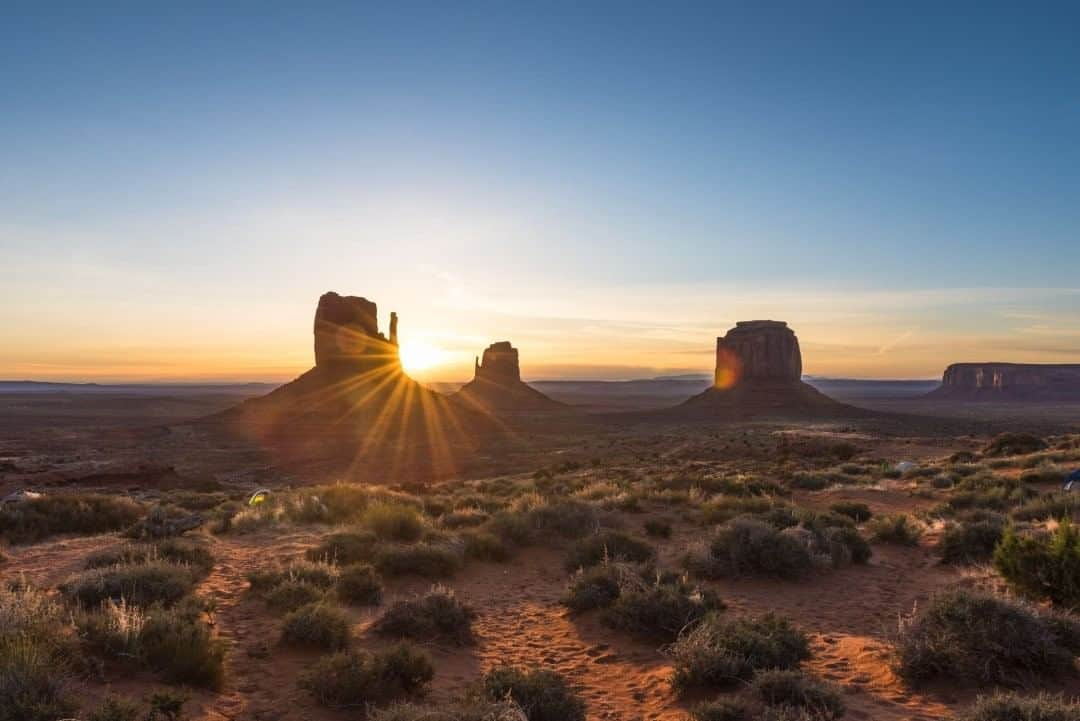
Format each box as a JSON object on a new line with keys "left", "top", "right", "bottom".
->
{"left": 453, "top": 341, "right": 563, "bottom": 413}
{"left": 225, "top": 292, "right": 489, "bottom": 482}
{"left": 681, "top": 320, "right": 852, "bottom": 417}
{"left": 928, "top": 363, "right": 1080, "bottom": 401}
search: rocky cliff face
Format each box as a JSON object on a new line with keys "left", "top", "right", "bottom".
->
{"left": 715, "top": 320, "right": 802, "bottom": 387}
{"left": 681, "top": 320, "right": 853, "bottom": 417}
{"left": 930, "top": 363, "right": 1080, "bottom": 401}
{"left": 474, "top": 341, "right": 521, "bottom": 384}
{"left": 313, "top": 292, "right": 399, "bottom": 370}
{"left": 454, "top": 341, "right": 562, "bottom": 412}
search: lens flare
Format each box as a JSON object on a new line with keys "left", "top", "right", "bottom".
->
{"left": 399, "top": 340, "right": 445, "bottom": 372}
{"left": 714, "top": 348, "right": 742, "bottom": 390}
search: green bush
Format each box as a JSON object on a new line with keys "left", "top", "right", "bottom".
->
{"left": 372, "top": 586, "right": 475, "bottom": 645}
{"left": 281, "top": 602, "right": 351, "bottom": 650}
{"left": 480, "top": 666, "right": 586, "bottom": 721}
{"left": 993, "top": 521, "right": 1080, "bottom": 608}
{"left": 300, "top": 642, "right": 434, "bottom": 707}
{"left": 374, "top": 543, "right": 463, "bottom": 578}
{"left": 602, "top": 580, "right": 723, "bottom": 641}
{"left": 564, "top": 530, "right": 654, "bottom": 571}
{"left": 0, "top": 494, "right": 143, "bottom": 544}
{"left": 685, "top": 518, "right": 812, "bottom": 579}
{"left": 957, "top": 691, "right": 1080, "bottom": 721}
{"left": 336, "top": 563, "right": 383, "bottom": 605}
{"left": 866, "top": 514, "right": 922, "bottom": 546}
{"left": 895, "top": 589, "right": 1079, "bottom": 685}
{"left": 61, "top": 561, "right": 197, "bottom": 608}
{"left": 938, "top": 511, "right": 1006, "bottom": 564}
{"left": 752, "top": 669, "right": 845, "bottom": 720}
{"left": 829, "top": 501, "right": 872, "bottom": 523}
{"left": 670, "top": 613, "right": 810, "bottom": 690}
{"left": 362, "top": 503, "right": 426, "bottom": 542}
{"left": 563, "top": 564, "right": 625, "bottom": 611}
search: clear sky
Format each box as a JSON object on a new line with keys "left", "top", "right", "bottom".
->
{"left": 3, "top": 2, "right": 1079, "bottom": 382}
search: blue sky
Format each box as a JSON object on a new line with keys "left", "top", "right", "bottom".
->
{"left": 3, "top": 2, "right": 1079, "bottom": 381}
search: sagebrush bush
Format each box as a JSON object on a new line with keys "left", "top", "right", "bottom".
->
{"left": 265, "top": 579, "right": 327, "bottom": 612}
{"left": 670, "top": 613, "right": 810, "bottom": 690}
{"left": 602, "top": 579, "right": 723, "bottom": 641}
{"left": 86, "top": 695, "right": 142, "bottom": 721}
{"left": 0, "top": 493, "right": 143, "bottom": 543}
{"left": 281, "top": 602, "right": 351, "bottom": 650}
{"left": 563, "top": 564, "right": 626, "bottom": 611}
{"left": 61, "top": 561, "right": 197, "bottom": 607}
{"left": 336, "top": 563, "right": 383, "bottom": 605}
{"left": 0, "top": 582, "right": 77, "bottom": 721}
{"left": 362, "top": 503, "right": 427, "bottom": 542}
{"left": 895, "top": 589, "right": 1080, "bottom": 685}
{"left": 374, "top": 542, "right": 463, "bottom": 578}
{"left": 305, "top": 530, "right": 379, "bottom": 564}
{"left": 644, "top": 519, "right": 673, "bottom": 538}
{"left": 371, "top": 700, "right": 528, "bottom": 721}
{"left": 300, "top": 642, "right": 434, "bottom": 708}
{"left": 460, "top": 529, "right": 511, "bottom": 562}
{"left": 957, "top": 691, "right": 1080, "bottom": 721}
{"left": 700, "top": 496, "right": 781, "bottom": 524}
{"left": 1012, "top": 493, "right": 1080, "bottom": 522}
{"left": 564, "top": 530, "right": 654, "bottom": 571}
{"left": 137, "top": 602, "right": 226, "bottom": 689}
{"left": 525, "top": 498, "right": 599, "bottom": 539}
{"left": 994, "top": 521, "right": 1080, "bottom": 608}
{"left": 985, "top": 433, "right": 1048, "bottom": 457}
{"left": 829, "top": 501, "right": 872, "bottom": 522}
{"left": 372, "top": 586, "right": 475, "bottom": 645}
{"left": 480, "top": 666, "right": 586, "bottom": 721}
{"left": 248, "top": 560, "right": 338, "bottom": 592}
{"left": 938, "top": 511, "right": 1006, "bottom": 564}
{"left": 752, "top": 669, "right": 845, "bottom": 720}
{"left": 685, "top": 518, "right": 812, "bottom": 579}
{"left": 689, "top": 699, "right": 750, "bottom": 721}
{"left": 85, "top": 538, "right": 215, "bottom": 579}
{"left": 866, "top": 514, "right": 922, "bottom": 546}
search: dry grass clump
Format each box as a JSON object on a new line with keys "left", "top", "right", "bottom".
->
{"left": 956, "top": 692, "right": 1080, "bottom": 721}
{"left": 336, "top": 563, "right": 383, "bottom": 605}
{"left": 480, "top": 666, "right": 586, "bottom": 721}
{"left": 281, "top": 602, "right": 352, "bottom": 650}
{"left": 670, "top": 613, "right": 810, "bottom": 690}
{"left": 372, "top": 585, "right": 476, "bottom": 645}
{"left": 361, "top": 502, "right": 427, "bottom": 542}
{"left": 895, "top": 589, "right": 1080, "bottom": 685}
{"left": 564, "top": 530, "right": 654, "bottom": 571}
{"left": 86, "top": 538, "right": 214, "bottom": 578}
{"left": 0, "top": 493, "right": 143, "bottom": 544}
{"left": 300, "top": 642, "right": 434, "bottom": 708}
{"left": 61, "top": 560, "right": 199, "bottom": 608}
{"left": 247, "top": 559, "right": 338, "bottom": 593}
{"left": 994, "top": 521, "right": 1080, "bottom": 608}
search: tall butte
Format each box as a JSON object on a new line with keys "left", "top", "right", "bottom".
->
{"left": 226, "top": 292, "right": 483, "bottom": 481}
{"left": 681, "top": 320, "right": 851, "bottom": 416}
{"left": 452, "top": 341, "right": 563, "bottom": 412}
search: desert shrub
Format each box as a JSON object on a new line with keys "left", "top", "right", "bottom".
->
{"left": 644, "top": 519, "right": 672, "bottom": 538}
{"left": 61, "top": 561, "right": 197, "bottom": 608}
{"left": 564, "top": 530, "right": 654, "bottom": 571}
{"left": 137, "top": 603, "right": 226, "bottom": 689}
{"left": 86, "top": 695, "right": 142, "bottom": 721}
{"left": 939, "top": 511, "right": 1007, "bottom": 564}
{"left": 336, "top": 563, "right": 383, "bottom": 605}
{"left": 305, "top": 529, "right": 379, "bottom": 565}
{"left": 985, "top": 433, "right": 1048, "bottom": 458}
{"left": 1021, "top": 464, "right": 1067, "bottom": 485}
{"left": 994, "top": 521, "right": 1080, "bottom": 608}
{"left": 372, "top": 586, "right": 475, "bottom": 645}
{"left": 602, "top": 580, "right": 723, "bottom": 641}
{"left": 563, "top": 564, "right": 625, "bottom": 611}
{"left": 374, "top": 543, "right": 462, "bottom": 578}
{"left": 0, "top": 582, "right": 77, "bottom": 721}
{"left": 266, "top": 580, "right": 326, "bottom": 612}
{"left": 957, "top": 691, "right": 1080, "bottom": 721}
{"left": 281, "top": 602, "right": 351, "bottom": 650}
{"left": 895, "top": 589, "right": 1079, "bottom": 685}
{"left": 460, "top": 529, "right": 511, "bottom": 562}
{"left": 685, "top": 518, "right": 812, "bottom": 579}
{"left": 821, "top": 525, "right": 872, "bottom": 565}
{"left": 866, "top": 514, "right": 922, "bottom": 546}
{"left": 670, "top": 613, "right": 810, "bottom": 690}
{"left": 487, "top": 511, "right": 536, "bottom": 546}
{"left": 300, "top": 642, "right": 434, "bottom": 707}
{"left": 247, "top": 560, "right": 337, "bottom": 593}
{"left": 362, "top": 503, "right": 426, "bottom": 542}
{"left": 690, "top": 699, "right": 750, "bottom": 721}
{"left": 442, "top": 508, "right": 489, "bottom": 529}
{"left": 0, "top": 493, "right": 143, "bottom": 544}
{"left": 789, "top": 473, "right": 834, "bottom": 491}
{"left": 829, "top": 501, "right": 872, "bottom": 522}
{"left": 752, "top": 669, "right": 845, "bottom": 720}
{"left": 371, "top": 700, "right": 528, "bottom": 721}
{"left": 480, "top": 666, "right": 586, "bottom": 721}
{"left": 86, "top": 538, "right": 214, "bottom": 579}
{"left": 1013, "top": 493, "right": 1080, "bottom": 522}
{"left": 700, "top": 496, "right": 781, "bottom": 525}
{"left": 526, "top": 499, "right": 598, "bottom": 539}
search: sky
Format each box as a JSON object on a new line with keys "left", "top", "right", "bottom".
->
{"left": 3, "top": 2, "right": 1079, "bottom": 382}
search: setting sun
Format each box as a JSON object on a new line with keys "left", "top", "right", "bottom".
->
{"left": 398, "top": 340, "right": 446, "bottom": 373}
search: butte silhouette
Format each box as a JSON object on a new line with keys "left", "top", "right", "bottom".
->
{"left": 452, "top": 341, "right": 563, "bottom": 413}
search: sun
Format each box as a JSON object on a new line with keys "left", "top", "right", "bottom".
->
{"left": 398, "top": 340, "right": 445, "bottom": 373}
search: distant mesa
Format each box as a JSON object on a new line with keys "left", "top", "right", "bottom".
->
{"left": 452, "top": 341, "right": 564, "bottom": 412}
{"left": 680, "top": 320, "right": 853, "bottom": 417}
{"left": 225, "top": 292, "right": 486, "bottom": 481}
{"left": 927, "top": 363, "right": 1080, "bottom": 402}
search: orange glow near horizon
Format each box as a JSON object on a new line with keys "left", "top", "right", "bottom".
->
{"left": 399, "top": 340, "right": 447, "bottom": 374}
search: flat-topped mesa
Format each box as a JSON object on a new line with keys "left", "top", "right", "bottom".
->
{"left": 930, "top": 362, "right": 1080, "bottom": 401}
{"left": 715, "top": 320, "right": 802, "bottom": 387}
{"left": 473, "top": 341, "right": 521, "bottom": 384}
{"left": 313, "top": 291, "right": 399, "bottom": 370}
